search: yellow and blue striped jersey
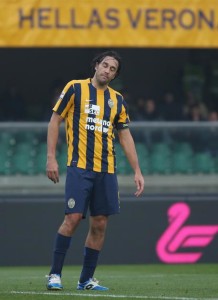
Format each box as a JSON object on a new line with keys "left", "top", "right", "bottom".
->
{"left": 53, "top": 78, "right": 130, "bottom": 173}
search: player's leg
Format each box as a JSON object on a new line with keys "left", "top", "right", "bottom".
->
{"left": 85, "top": 215, "right": 108, "bottom": 250}
{"left": 47, "top": 167, "right": 93, "bottom": 290}
{"left": 77, "top": 172, "right": 120, "bottom": 291}
{"left": 81, "top": 215, "right": 108, "bottom": 278}
{"left": 47, "top": 213, "right": 83, "bottom": 290}
{"left": 58, "top": 212, "right": 82, "bottom": 236}
{"left": 77, "top": 215, "right": 109, "bottom": 291}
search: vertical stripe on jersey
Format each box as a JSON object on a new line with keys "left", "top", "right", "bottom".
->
{"left": 116, "top": 94, "right": 123, "bottom": 119}
{"left": 86, "top": 83, "right": 96, "bottom": 170}
{"left": 101, "top": 89, "right": 111, "bottom": 172}
{"left": 113, "top": 93, "right": 124, "bottom": 171}
{"left": 106, "top": 89, "right": 118, "bottom": 173}
{"left": 77, "top": 82, "right": 89, "bottom": 168}
{"left": 93, "top": 89, "right": 104, "bottom": 172}
{"left": 71, "top": 83, "right": 81, "bottom": 165}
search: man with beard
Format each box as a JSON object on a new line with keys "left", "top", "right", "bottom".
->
{"left": 46, "top": 50, "right": 144, "bottom": 291}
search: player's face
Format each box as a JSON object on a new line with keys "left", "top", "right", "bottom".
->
{"left": 95, "top": 56, "right": 119, "bottom": 86}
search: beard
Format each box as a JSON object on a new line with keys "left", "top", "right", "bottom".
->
{"left": 96, "top": 73, "right": 110, "bottom": 86}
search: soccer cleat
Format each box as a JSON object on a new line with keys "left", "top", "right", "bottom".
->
{"left": 77, "top": 278, "right": 109, "bottom": 291}
{"left": 46, "top": 274, "right": 63, "bottom": 290}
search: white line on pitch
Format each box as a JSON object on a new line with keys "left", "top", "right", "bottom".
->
{"left": 9, "top": 291, "right": 218, "bottom": 300}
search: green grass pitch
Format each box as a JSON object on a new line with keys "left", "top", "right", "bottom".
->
{"left": 0, "top": 264, "right": 218, "bottom": 300}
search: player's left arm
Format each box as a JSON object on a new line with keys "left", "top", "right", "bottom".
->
{"left": 118, "top": 128, "right": 144, "bottom": 197}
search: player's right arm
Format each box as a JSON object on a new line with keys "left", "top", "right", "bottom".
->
{"left": 46, "top": 112, "right": 63, "bottom": 183}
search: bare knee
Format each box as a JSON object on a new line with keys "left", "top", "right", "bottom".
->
{"left": 90, "top": 216, "right": 108, "bottom": 237}
{"left": 85, "top": 216, "right": 108, "bottom": 250}
{"left": 59, "top": 213, "right": 82, "bottom": 236}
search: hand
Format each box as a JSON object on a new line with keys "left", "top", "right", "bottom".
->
{"left": 46, "top": 157, "right": 59, "bottom": 184}
{"left": 134, "top": 171, "right": 144, "bottom": 197}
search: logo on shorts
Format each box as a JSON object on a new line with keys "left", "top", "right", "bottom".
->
{"left": 68, "top": 198, "right": 75, "bottom": 209}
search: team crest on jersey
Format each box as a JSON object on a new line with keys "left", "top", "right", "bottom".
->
{"left": 108, "top": 99, "right": 114, "bottom": 108}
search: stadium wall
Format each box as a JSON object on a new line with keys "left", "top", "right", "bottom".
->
{"left": 1, "top": 193, "right": 218, "bottom": 266}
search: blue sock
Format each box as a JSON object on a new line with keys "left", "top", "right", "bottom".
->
{"left": 50, "top": 233, "right": 72, "bottom": 276}
{"left": 79, "top": 247, "right": 100, "bottom": 283}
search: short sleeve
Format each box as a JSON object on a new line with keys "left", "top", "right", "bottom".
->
{"left": 114, "top": 98, "right": 130, "bottom": 130}
{"left": 53, "top": 81, "right": 75, "bottom": 118}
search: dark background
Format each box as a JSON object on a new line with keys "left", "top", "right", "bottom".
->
{"left": 1, "top": 48, "right": 218, "bottom": 121}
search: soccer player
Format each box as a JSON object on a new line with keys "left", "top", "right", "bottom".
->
{"left": 46, "top": 50, "right": 144, "bottom": 291}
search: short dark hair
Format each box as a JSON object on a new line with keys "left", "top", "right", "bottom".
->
{"left": 91, "top": 50, "right": 122, "bottom": 77}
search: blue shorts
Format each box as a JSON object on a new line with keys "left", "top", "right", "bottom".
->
{"left": 65, "top": 166, "right": 120, "bottom": 218}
